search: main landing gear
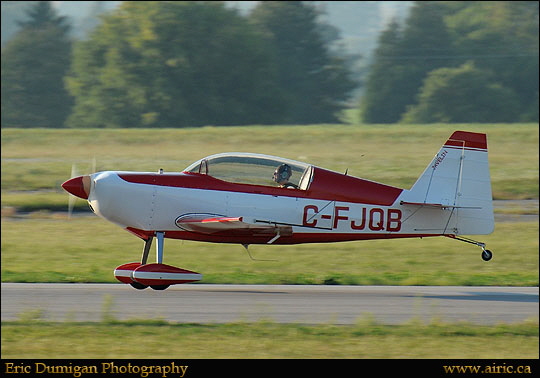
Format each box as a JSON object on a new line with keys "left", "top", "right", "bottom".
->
{"left": 446, "top": 235, "right": 493, "bottom": 261}
{"left": 114, "top": 232, "right": 202, "bottom": 290}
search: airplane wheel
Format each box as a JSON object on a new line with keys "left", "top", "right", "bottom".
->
{"left": 130, "top": 282, "right": 148, "bottom": 290}
{"left": 481, "top": 250, "right": 493, "bottom": 261}
{"left": 151, "top": 285, "right": 170, "bottom": 290}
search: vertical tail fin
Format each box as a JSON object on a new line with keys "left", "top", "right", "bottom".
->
{"left": 403, "top": 131, "right": 494, "bottom": 235}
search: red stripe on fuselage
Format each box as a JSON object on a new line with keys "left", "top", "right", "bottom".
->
{"left": 306, "top": 168, "right": 402, "bottom": 206}
{"left": 119, "top": 167, "right": 402, "bottom": 206}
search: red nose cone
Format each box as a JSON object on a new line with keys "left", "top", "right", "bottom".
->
{"left": 62, "top": 176, "right": 90, "bottom": 199}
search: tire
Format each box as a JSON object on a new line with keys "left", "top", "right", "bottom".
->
{"left": 130, "top": 282, "right": 148, "bottom": 290}
{"left": 481, "top": 250, "right": 493, "bottom": 261}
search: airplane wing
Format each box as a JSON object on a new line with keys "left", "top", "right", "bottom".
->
{"left": 176, "top": 214, "right": 255, "bottom": 233}
{"left": 175, "top": 214, "right": 292, "bottom": 242}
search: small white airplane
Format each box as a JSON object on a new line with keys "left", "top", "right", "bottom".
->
{"left": 63, "top": 131, "right": 494, "bottom": 290}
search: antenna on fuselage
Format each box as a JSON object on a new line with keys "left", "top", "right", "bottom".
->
{"left": 345, "top": 154, "right": 365, "bottom": 176}
{"left": 242, "top": 244, "right": 276, "bottom": 262}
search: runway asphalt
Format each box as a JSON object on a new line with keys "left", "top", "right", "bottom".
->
{"left": 1, "top": 283, "right": 537, "bottom": 325}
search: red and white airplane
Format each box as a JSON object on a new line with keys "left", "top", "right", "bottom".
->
{"left": 62, "top": 131, "right": 494, "bottom": 290}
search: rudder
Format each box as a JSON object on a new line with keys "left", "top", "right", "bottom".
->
{"left": 402, "top": 131, "right": 494, "bottom": 235}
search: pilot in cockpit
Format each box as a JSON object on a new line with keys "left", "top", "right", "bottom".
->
{"left": 273, "top": 164, "right": 298, "bottom": 189}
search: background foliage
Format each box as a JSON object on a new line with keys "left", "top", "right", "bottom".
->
{"left": 361, "top": 1, "right": 539, "bottom": 124}
{"left": 1, "top": 1, "right": 538, "bottom": 128}
{"left": 1, "top": 2, "right": 72, "bottom": 127}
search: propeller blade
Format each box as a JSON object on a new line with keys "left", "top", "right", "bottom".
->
{"left": 64, "top": 158, "right": 95, "bottom": 219}
{"left": 68, "top": 193, "right": 76, "bottom": 219}
{"left": 67, "top": 164, "right": 78, "bottom": 219}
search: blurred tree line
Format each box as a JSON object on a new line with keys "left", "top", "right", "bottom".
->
{"left": 2, "top": 1, "right": 355, "bottom": 128}
{"left": 1, "top": 1, "right": 73, "bottom": 127}
{"left": 361, "top": 1, "right": 539, "bottom": 123}
{"left": 1, "top": 1, "right": 538, "bottom": 128}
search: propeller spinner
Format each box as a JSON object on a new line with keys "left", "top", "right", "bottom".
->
{"left": 62, "top": 175, "right": 91, "bottom": 200}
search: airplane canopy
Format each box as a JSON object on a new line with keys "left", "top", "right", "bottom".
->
{"left": 183, "top": 152, "right": 312, "bottom": 189}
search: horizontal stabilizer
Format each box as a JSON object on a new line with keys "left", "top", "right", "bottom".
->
{"left": 400, "top": 201, "right": 481, "bottom": 210}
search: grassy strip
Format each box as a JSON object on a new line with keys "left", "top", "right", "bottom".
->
{"left": 2, "top": 216, "right": 538, "bottom": 286}
{"left": 2, "top": 124, "right": 538, "bottom": 200}
{"left": 1, "top": 124, "right": 538, "bottom": 286}
{"left": 2, "top": 318, "right": 538, "bottom": 359}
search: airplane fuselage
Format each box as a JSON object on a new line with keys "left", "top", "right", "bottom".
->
{"left": 86, "top": 168, "right": 487, "bottom": 245}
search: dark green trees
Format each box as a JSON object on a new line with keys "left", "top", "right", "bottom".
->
{"left": 360, "top": 1, "right": 539, "bottom": 124}
{"left": 250, "top": 1, "right": 356, "bottom": 124}
{"left": 65, "top": 1, "right": 355, "bottom": 128}
{"left": 66, "top": 2, "right": 282, "bottom": 128}
{"left": 360, "top": 20, "right": 408, "bottom": 124}
{"left": 1, "top": 1, "right": 73, "bottom": 127}
{"left": 3, "top": 1, "right": 355, "bottom": 128}
{"left": 4, "top": 1, "right": 536, "bottom": 127}
{"left": 401, "top": 62, "right": 521, "bottom": 123}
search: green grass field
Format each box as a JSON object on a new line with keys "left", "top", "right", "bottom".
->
{"left": 2, "top": 318, "right": 538, "bottom": 359}
{"left": 1, "top": 217, "right": 538, "bottom": 286}
{"left": 1, "top": 124, "right": 539, "bottom": 204}
{"left": 1, "top": 124, "right": 538, "bottom": 359}
{"left": 2, "top": 124, "right": 538, "bottom": 286}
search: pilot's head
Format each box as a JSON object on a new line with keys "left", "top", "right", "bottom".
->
{"left": 273, "top": 164, "right": 292, "bottom": 184}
